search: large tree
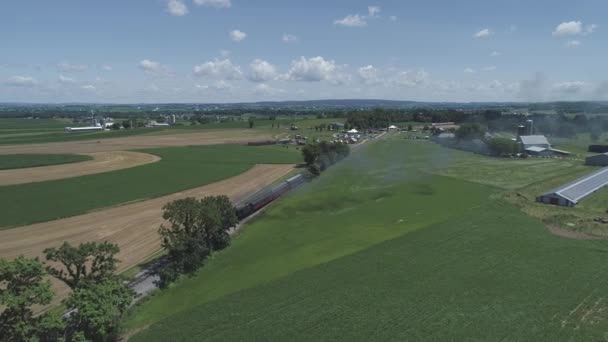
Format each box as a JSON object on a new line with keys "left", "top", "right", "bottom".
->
{"left": 44, "top": 241, "right": 120, "bottom": 290}
{"left": 158, "top": 196, "right": 237, "bottom": 286}
{"left": 0, "top": 257, "right": 54, "bottom": 341}
{"left": 64, "top": 278, "right": 134, "bottom": 342}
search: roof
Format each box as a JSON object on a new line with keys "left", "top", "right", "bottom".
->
{"left": 549, "top": 148, "right": 571, "bottom": 155}
{"left": 587, "top": 153, "right": 608, "bottom": 159}
{"left": 543, "top": 167, "right": 608, "bottom": 204}
{"left": 519, "top": 135, "right": 550, "bottom": 146}
{"left": 525, "top": 146, "right": 547, "bottom": 153}
{"left": 347, "top": 129, "right": 359, "bottom": 133}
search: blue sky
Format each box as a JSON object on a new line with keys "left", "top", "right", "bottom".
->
{"left": 1, "top": 0, "right": 607, "bottom": 103}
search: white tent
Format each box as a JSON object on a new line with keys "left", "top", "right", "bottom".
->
{"left": 388, "top": 125, "right": 398, "bottom": 129}
{"left": 347, "top": 129, "right": 359, "bottom": 134}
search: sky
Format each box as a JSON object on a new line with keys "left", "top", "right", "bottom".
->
{"left": 1, "top": 0, "right": 607, "bottom": 103}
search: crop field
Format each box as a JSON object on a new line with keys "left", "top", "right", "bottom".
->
{"left": 0, "top": 153, "right": 91, "bottom": 170}
{"left": 0, "top": 144, "right": 301, "bottom": 228}
{"left": 128, "top": 138, "right": 608, "bottom": 341}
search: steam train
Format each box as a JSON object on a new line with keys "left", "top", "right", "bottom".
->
{"left": 236, "top": 174, "right": 306, "bottom": 220}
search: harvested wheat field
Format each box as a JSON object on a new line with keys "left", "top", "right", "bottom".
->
{"left": 0, "top": 164, "right": 295, "bottom": 305}
{"left": 0, "top": 129, "right": 271, "bottom": 155}
{"left": 0, "top": 151, "right": 160, "bottom": 185}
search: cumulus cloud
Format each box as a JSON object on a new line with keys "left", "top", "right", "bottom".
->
{"left": 213, "top": 80, "right": 232, "bottom": 91}
{"left": 389, "top": 15, "right": 397, "bottom": 22}
{"left": 6, "top": 76, "right": 38, "bottom": 87}
{"left": 282, "top": 33, "right": 297, "bottom": 43}
{"left": 368, "top": 6, "right": 381, "bottom": 17}
{"left": 248, "top": 59, "right": 278, "bottom": 82}
{"left": 193, "top": 59, "right": 243, "bottom": 80}
{"left": 286, "top": 56, "right": 339, "bottom": 82}
{"left": 167, "top": 0, "right": 188, "bottom": 16}
{"left": 139, "top": 59, "right": 171, "bottom": 76}
{"left": 254, "top": 83, "right": 284, "bottom": 96}
{"left": 393, "top": 69, "right": 429, "bottom": 87}
{"left": 553, "top": 21, "right": 597, "bottom": 36}
{"left": 57, "top": 62, "right": 88, "bottom": 72}
{"left": 81, "top": 85, "right": 96, "bottom": 91}
{"left": 357, "top": 65, "right": 380, "bottom": 84}
{"left": 58, "top": 74, "right": 76, "bottom": 84}
{"left": 564, "top": 40, "right": 581, "bottom": 47}
{"left": 553, "top": 81, "right": 585, "bottom": 94}
{"left": 473, "top": 28, "right": 491, "bottom": 39}
{"left": 229, "top": 30, "right": 247, "bottom": 42}
{"left": 194, "top": 0, "right": 231, "bottom": 8}
{"left": 334, "top": 14, "right": 367, "bottom": 27}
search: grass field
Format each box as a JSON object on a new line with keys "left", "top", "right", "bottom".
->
{"left": 0, "top": 145, "right": 301, "bottom": 228}
{"left": 0, "top": 153, "right": 91, "bottom": 170}
{"left": 128, "top": 138, "right": 608, "bottom": 341}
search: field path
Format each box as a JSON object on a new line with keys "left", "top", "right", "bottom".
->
{"left": 0, "top": 129, "right": 270, "bottom": 154}
{"left": 0, "top": 164, "right": 295, "bottom": 305}
{"left": 0, "top": 151, "right": 160, "bottom": 185}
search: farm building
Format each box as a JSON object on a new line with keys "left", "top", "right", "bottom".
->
{"left": 517, "top": 135, "right": 571, "bottom": 156}
{"left": 537, "top": 167, "right": 608, "bottom": 207}
{"left": 586, "top": 153, "right": 608, "bottom": 166}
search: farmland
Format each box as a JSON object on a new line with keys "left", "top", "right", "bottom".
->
{"left": 0, "top": 153, "right": 91, "bottom": 170}
{"left": 0, "top": 144, "right": 301, "bottom": 228}
{"left": 128, "top": 138, "right": 608, "bottom": 341}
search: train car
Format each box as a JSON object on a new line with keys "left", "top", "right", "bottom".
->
{"left": 235, "top": 174, "right": 306, "bottom": 220}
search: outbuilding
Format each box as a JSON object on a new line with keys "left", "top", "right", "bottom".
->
{"left": 518, "top": 135, "right": 550, "bottom": 150}
{"left": 586, "top": 153, "right": 608, "bottom": 166}
{"left": 537, "top": 167, "right": 608, "bottom": 207}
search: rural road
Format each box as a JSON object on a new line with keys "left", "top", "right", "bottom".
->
{"left": 0, "top": 151, "right": 160, "bottom": 185}
{"left": 0, "top": 129, "right": 271, "bottom": 155}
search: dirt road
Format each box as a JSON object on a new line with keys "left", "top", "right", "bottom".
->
{"left": 0, "top": 151, "right": 160, "bottom": 185}
{"left": 0, "top": 129, "right": 271, "bottom": 155}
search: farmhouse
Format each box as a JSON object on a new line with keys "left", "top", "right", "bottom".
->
{"left": 537, "top": 167, "right": 608, "bottom": 207}
{"left": 586, "top": 153, "right": 608, "bottom": 166}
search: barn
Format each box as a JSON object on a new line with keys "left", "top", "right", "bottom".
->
{"left": 586, "top": 153, "right": 608, "bottom": 166}
{"left": 537, "top": 167, "right": 608, "bottom": 207}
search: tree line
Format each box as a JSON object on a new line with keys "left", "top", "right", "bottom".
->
{"left": 301, "top": 141, "right": 351, "bottom": 175}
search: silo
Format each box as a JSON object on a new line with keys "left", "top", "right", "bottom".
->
{"left": 525, "top": 119, "right": 534, "bottom": 135}
{"left": 517, "top": 125, "right": 526, "bottom": 137}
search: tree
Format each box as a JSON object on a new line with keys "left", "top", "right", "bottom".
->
{"left": 110, "top": 123, "right": 121, "bottom": 130}
{"left": 488, "top": 137, "right": 519, "bottom": 155}
{"left": 64, "top": 278, "right": 134, "bottom": 342}
{"left": 44, "top": 242, "right": 120, "bottom": 290}
{"left": 0, "top": 257, "right": 54, "bottom": 341}
{"left": 455, "top": 123, "right": 485, "bottom": 140}
{"left": 301, "top": 144, "right": 320, "bottom": 166}
{"left": 248, "top": 118, "right": 255, "bottom": 129}
{"left": 157, "top": 196, "right": 237, "bottom": 286}
{"left": 122, "top": 120, "right": 131, "bottom": 129}
{"left": 407, "top": 124, "right": 413, "bottom": 131}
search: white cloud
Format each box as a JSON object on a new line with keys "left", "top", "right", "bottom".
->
{"left": 139, "top": 59, "right": 171, "bottom": 76}
{"left": 389, "top": 15, "right": 397, "bottom": 22}
{"left": 394, "top": 69, "right": 429, "bottom": 87}
{"left": 553, "top": 81, "right": 585, "bottom": 94}
{"left": 553, "top": 21, "right": 583, "bottom": 36}
{"left": 464, "top": 68, "right": 475, "bottom": 73}
{"left": 193, "top": 59, "right": 243, "bottom": 80}
{"left": 229, "top": 29, "right": 247, "bottom": 42}
{"left": 219, "top": 49, "right": 230, "bottom": 57}
{"left": 254, "top": 83, "right": 284, "bottom": 96}
{"left": 213, "top": 80, "right": 232, "bottom": 91}
{"left": 6, "top": 76, "right": 38, "bottom": 87}
{"left": 101, "top": 65, "right": 113, "bottom": 71}
{"left": 282, "top": 33, "right": 297, "bottom": 43}
{"left": 195, "top": 84, "right": 209, "bottom": 90}
{"left": 368, "top": 6, "right": 381, "bottom": 17}
{"left": 564, "top": 40, "right": 581, "bottom": 47}
{"left": 248, "top": 59, "right": 278, "bottom": 82}
{"left": 57, "top": 62, "right": 88, "bottom": 72}
{"left": 194, "top": 0, "right": 231, "bottom": 8}
{"left": 357, "top": 65, "right": 380, "bottom": 84}
{"left": 286, "top": 56, "right": 338, "bottom": 82}
{"left": 167, "top": 0, "right": 188, "bottom": 16}
{"left": 482, "top": 65, "right": 497, "bottom": 71}
{"left": 585, "top": 24, "right": 598, "bottom": 34}
{"left": 58, "top": 74, "right": 76, "bottom": 84}
{"left": 334, "top": 14, "right": 367, "bottom": 27}
{"left": 81, "top": 85, "right": 96, "bottom": 91}
{"left": 473, "top": 28, "right": 491, "bottom": 39}
{"left": 490, "top": 51, "right": 502, "bottom": 57}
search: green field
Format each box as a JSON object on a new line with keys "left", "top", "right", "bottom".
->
{"left": 128, "top": 138, "right": 608, "bottom": 341}
{"left": 0, "top": 154, "right": 91, "bottom": 170}
{"left": 0, "top": 145, "right": 301, "bottom": 228}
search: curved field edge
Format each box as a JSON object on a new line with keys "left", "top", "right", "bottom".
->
{"left": 132, "top": 199, "right": 608, "bottom": 341}
{"left": 0, "top": 144, "right": 302, "bottom": 228}
{"left": 123, "top": 140, "right": 494, "bottom": 330}
{"left": 0, "top": 153, "right": 92, "bottom": 170}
